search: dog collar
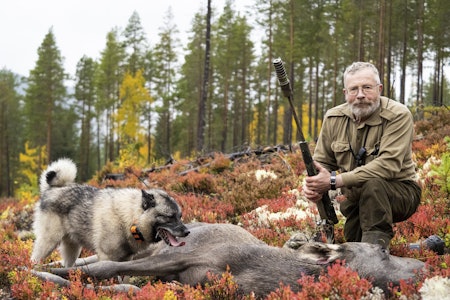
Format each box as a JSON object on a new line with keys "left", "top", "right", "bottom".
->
{"left": 131, "top": 224, "right": 145, "bottom": 241}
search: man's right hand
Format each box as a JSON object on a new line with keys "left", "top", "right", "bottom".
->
{"left": 302, "top": 181, "right": 323, "bottom": 203}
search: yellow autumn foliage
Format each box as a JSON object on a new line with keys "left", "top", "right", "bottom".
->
{"left": 115, "top": 70, "right": 153, "bottom": 143}
{"left": 16, "top": 142, "right": 47, "bottom": 198}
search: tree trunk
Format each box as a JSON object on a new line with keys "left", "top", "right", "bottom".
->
{"left": 416, "top": 0, "right": 424, "bottom": 106}
{"left": 357, "top": 0, "right": 365, "bottom": 61}
{"left": 400, "top": 0, "right": 408, "bottom": 104}
{"left": 314, "top": 61, "right": 319, "bottom": 139}
{"left": 46, "top": 95, "right": 52, "bottom": 164}
{"left": 197, "top": 0, "right": 211, "bottom": 152}
{"left": 377, "top": 0, "right": 385, "bottom": 93}
{"left": 386, "top": 0, "right": 392, "bottom": 98}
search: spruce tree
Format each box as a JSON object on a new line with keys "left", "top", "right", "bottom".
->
{"left": 152, "top": 7, "right": 180, "bottom": 159}
{"left": 96, "top": 29, "right": 125, "bottom": 163}
{"left": 123, "top": 11, "right": 148, "bottom": 75}
{"left": 175, "top": 10, "right": 207, "bottom": 156}
{"left": 24, "top": 28, "right": 67, "bottom": 164}
{"left": 75, "top": 56, "right": 97, "bottom": 180}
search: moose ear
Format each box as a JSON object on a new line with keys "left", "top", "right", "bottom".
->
{"left": 141, "top": 190, "right": 156, "bottom": 210}
{"left": 295, "top": 243, "right": 343, "bottom": 264}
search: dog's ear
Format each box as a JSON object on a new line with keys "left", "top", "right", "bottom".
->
{"left": 141, "top": 190, "right": 156, "bottom": 210}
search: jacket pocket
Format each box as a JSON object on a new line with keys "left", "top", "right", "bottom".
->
{"left": 331, "top": 141, "right": 350, "bottom": 152}
{"left": 331, "top": 141, "right": 351, "bottom": 168}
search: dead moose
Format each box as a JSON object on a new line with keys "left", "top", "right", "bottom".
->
{"left": 32, "top": 222, "right": 425, "bottom": 298}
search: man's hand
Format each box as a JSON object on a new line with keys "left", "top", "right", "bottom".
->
{"left": 303, "top": 161, "right": 332, "bottom": 203}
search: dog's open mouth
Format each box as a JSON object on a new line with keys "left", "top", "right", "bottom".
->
{"left": 157, "top": 228, "right": 185, "bottom": 247}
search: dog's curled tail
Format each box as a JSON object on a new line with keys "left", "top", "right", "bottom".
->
{"left": 40, "top": 158, "right": 77, "bottom": 193}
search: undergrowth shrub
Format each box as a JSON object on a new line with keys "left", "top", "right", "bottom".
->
{"left": 172, "top": 172, "right": 217, "bottom": 194}
{"left": 147, "top": 167, "right": 179, "bottom": 190}
{"left": 176, "top": 193, "right": 234, "bottom": 223}
{"left": 298, "top": 260, "right": 374, "bottom": 299}
{"left": 135, "top": 281, "right": 180, "bottom": 299}
{"left": 240, "top": 193, "right": 316, "bottom": 246}
{"left": 60, "top": 270, "right": 121, "bottom": 299}
{"left": 430, "top": 143, "right": 450, "bottom": 197}
{"left": 209, "top": 153, "right": 232, "bottom": 173}
{"left": 285, "top": 146, "right": 310, "bottom": 177}
{"left": 202, "top": 267, "right": 242, "bottom": 300}
{"left": 266, "top": 260, "right": 374, "bottom": 299}
{"left": 9, "top": 269, "right": 59, "bottom": 299}
{"left": 413, "top": 108, "right": 450, "bottom": 166}
{"left": 218, "top": 156, "right": 297, "bottom": 215}
{"left": 414, "top": 108, "right": 450, "bottom": 147}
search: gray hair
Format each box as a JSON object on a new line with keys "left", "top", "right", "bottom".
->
{"left": 343, "top": 62, "right": 381, "bottom": 86}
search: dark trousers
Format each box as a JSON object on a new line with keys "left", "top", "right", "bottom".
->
{"left": 340, "top": 178, "right": 421, "bottom": 247}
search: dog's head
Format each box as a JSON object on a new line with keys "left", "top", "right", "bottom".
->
{"left": 134, "top": 189, "right": 189, "bottom": 247}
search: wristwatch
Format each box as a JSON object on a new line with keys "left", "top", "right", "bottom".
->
{"left": 330, "top": 171, "right": 336, "bottom": 190}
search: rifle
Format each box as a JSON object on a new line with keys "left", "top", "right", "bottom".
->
{"left": 273, "top": 58, "right": 338, "bottom": 243}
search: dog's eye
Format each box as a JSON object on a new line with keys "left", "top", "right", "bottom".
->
{"left": 157, "top": 214, "right": 176, "bottom": 222}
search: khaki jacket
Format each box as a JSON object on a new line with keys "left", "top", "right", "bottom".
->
{"left": 313, "top": 96, "right": 417, "bottom": 188}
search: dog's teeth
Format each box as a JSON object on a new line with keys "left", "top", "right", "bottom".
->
{"left": 158, "top": 229, "right": 172, "bottom": 245}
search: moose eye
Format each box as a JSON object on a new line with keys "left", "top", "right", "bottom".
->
{"left": 380, "top": 248, "right": 390, "bottom": 260}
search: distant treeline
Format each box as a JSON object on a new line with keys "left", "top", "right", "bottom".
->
{"left": 0, "top": 0, "right": 449, "bottom": 197}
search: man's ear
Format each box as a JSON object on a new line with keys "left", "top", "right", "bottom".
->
{"left": 378, "top": 84, "right": 383, "bottom": 93}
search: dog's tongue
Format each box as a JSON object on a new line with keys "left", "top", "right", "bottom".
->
{"left": 158, "top": 228, "right": 186, "bottom": 247}
{"left": 167, "top": 233, "right": 185, "bottom": 247}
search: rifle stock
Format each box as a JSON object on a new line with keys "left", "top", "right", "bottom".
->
{"left": 273, "top": 58, "right": 338, "bottom": 240}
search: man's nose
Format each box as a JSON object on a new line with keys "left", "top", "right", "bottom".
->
{"left": 356, "top": 88, "right": 366, "bottom": 97}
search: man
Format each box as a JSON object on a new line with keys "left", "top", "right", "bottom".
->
{"left": 303, "top": 62, "right": 421, "bottom": 248}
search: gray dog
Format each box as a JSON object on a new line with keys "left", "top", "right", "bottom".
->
{"left": 40, "top": 222, "right": 425, "bottom": 297}
{"left": 31, "top": 158, "right": 190, "bottom": 267}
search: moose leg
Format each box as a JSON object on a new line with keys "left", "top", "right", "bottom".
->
{"left": 50, "top": 252, "right": 201, "bottom": 280}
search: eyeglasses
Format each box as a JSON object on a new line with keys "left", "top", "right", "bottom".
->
{"left": 346, "top": 84, "right": 379, "bottom": 96}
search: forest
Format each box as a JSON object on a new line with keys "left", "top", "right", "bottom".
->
{"left": 0, "top": 0, "right": 449, "bottom": 195}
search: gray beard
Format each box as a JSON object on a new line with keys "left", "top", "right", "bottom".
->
{"left": 350, "top": 99, "right": 380, "bottom": 122}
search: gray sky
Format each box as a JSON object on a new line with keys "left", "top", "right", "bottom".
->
{"left": 0, "top": 0, "right": 253, "bottom": 78}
